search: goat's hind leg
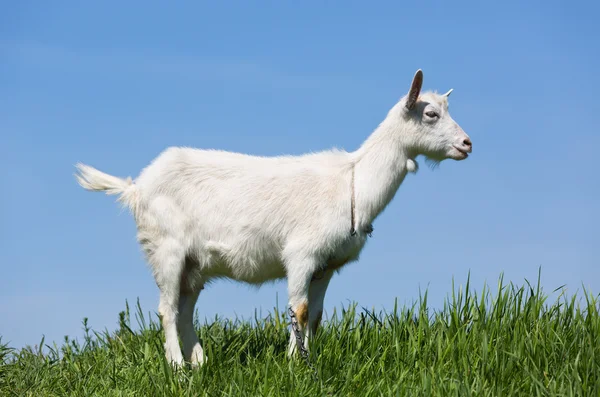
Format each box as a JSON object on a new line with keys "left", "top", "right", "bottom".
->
{"left": 149, "top": 241, "right": 187, "bottom": 367}
{"left": 178, "top": 267, "right": 205, "bottom": 367}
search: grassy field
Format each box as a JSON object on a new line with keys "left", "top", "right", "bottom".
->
{"left": 1, "top": 274, "right": 599, "bottom": 396}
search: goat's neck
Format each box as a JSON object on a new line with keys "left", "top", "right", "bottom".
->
{"left": 352, "top": 117, "right": 411, "bottom": 228}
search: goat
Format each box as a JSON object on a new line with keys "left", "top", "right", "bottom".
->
{"left": 74, "top": 69, "right": 472, "bottom": 367}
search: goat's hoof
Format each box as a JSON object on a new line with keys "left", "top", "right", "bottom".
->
{"left": 287, "top": 343, "right": 297, "bottom": 358}
{"left": 169, "top": 361, "right": 185, "bottom": 371}
{"left": 188, "top": 345, "right": 206, "bottom": 368}
{"left": 165, "top": 355, "right": 185, "bottom": 370}
{"left": 190, "top": 355, "right": 207, "bottom": 368}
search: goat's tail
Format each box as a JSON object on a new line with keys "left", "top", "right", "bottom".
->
{"left": 74, "top": 163, "right": 140, "bottom": 212}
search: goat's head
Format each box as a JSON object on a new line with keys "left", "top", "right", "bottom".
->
{"left": 394, "top": 70, "right": 472, "bottom": 163}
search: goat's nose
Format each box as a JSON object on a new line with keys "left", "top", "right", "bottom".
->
{"left": 463, "top": 137, "right": 472, "bottom": 149}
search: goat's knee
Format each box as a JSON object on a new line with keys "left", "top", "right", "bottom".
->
{"left": 294, "top": 301, "right": 309, "bottom": 330}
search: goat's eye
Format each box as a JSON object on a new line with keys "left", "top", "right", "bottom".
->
{"left": 425, "top": 111, "right": 439, "bottom": 118}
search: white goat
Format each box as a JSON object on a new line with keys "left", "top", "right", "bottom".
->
{"left": 74, "top": 69, "right": 472, "bottom": 367}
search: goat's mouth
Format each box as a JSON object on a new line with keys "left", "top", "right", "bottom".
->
{"left": 451, "top": 145, "right": 470, "bottom": 160}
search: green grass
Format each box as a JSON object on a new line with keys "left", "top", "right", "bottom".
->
{"left": 1, "top": 273, "right": 599, "bottom": 396}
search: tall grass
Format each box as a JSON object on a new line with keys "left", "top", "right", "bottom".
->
{"left": 1, "top": 273, "right": 598, "bottom": 396}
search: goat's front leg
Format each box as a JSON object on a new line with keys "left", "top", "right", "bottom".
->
{"left": 288, "top": 269, "right": 333, "bottom": 357}
{"left": 307, "top": 269, "right": 333, "bottom": 337}
{"left": 286, "top": 260, "right": 317, "bottom": 358}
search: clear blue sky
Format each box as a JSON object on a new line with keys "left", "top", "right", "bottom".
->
{"left": 1, "top": 1, "right": 598, "bottom": 350}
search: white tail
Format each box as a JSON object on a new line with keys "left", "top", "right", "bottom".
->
{"left": 74, "top": 163, "right": 138, "bottom": 209}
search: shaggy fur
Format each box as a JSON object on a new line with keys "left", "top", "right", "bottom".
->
{"left": 74, "top": 70, "right": 472, "bottom": 367}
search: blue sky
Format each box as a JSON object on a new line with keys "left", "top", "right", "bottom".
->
{"left": 1, "top": 1, "right": 599, "bottom": 350}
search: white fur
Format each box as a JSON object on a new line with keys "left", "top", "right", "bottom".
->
{"left": 74, "top": 70, "right": 471, "bottom": 367}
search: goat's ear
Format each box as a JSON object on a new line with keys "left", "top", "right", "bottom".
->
{"left": 443, "top": 88, "right": 453, "bottom": 97}
{"left": 405, "top": 69, "right": 423, "bottom": 110}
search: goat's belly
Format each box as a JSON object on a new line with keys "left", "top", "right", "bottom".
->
{"left": 200, "top": 240, "right": 287, "bottom": 285}
{"left": 205, "top": 259, "right": 287, "bottom": 284}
